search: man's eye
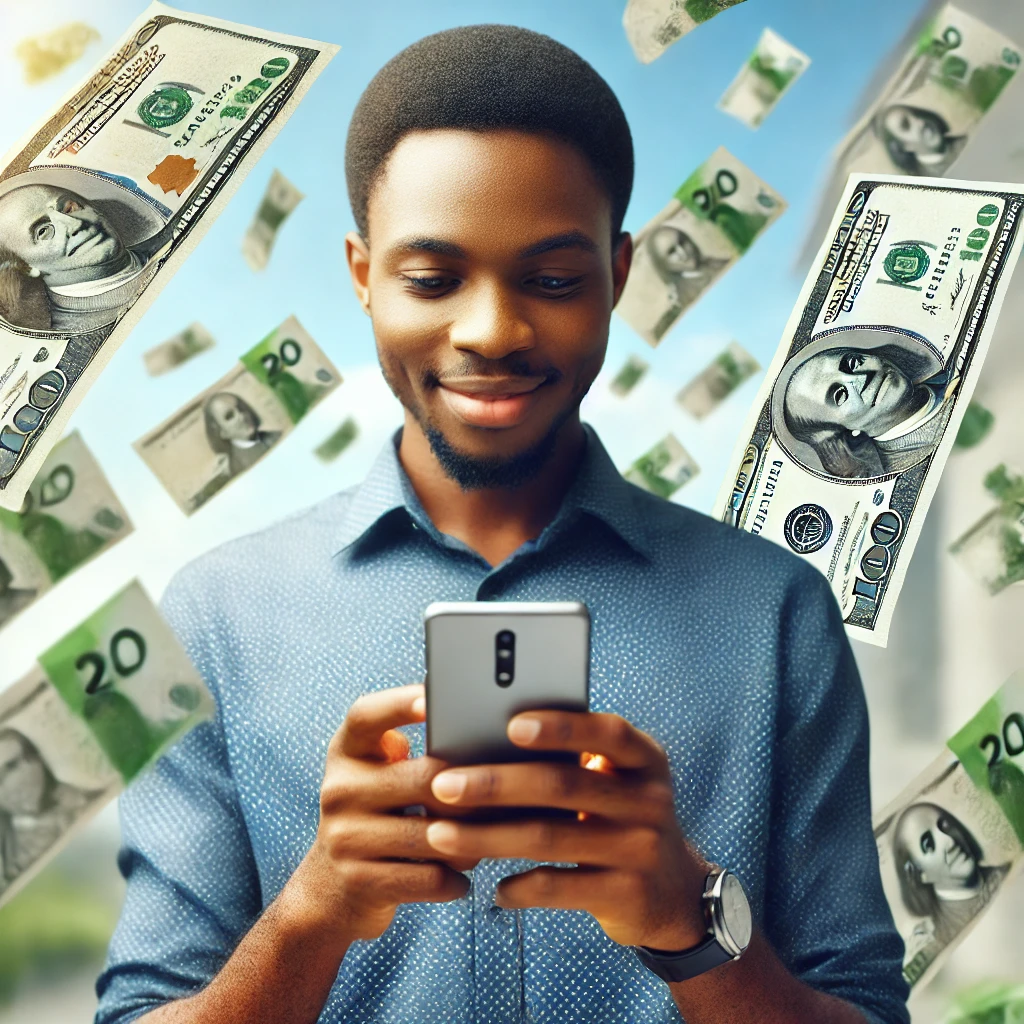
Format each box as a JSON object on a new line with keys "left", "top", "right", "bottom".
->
{"left": 35, "top": 222, "right": 55, "bottom": 242}
{"left": 402, "top": 275, "right": 455, "bottom": 294}
{"left": 839, "top": 352, "right": 862, "bottom": 374}
{"left": 830, "top": 385, "right": 848, "bottom": 407}
{"left": 530, "top": 275, "right": 583, "bottom": 293}
{"left": 62, "top": 199, "right": 83, "bottom": 214}
{"left": 921, "top": 831, "right": 935, "bottom": 854}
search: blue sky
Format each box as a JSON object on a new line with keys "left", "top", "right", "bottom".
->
{"left": 0, "top": 0, "right": 927, "bottom": 676}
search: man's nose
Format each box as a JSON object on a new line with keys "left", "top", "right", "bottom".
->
{"left": 48, "top": 208, "right": 84, "bottom": 231}
{"left": 448, "top": 278, "right": 535, "bottom": 359}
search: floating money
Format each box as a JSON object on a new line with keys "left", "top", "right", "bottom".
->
{"left": 0, "top": 580, "right": 212, "bottom": 907}
{"left": 242, "top": 169, "right": 304, "bottom": 271}
{"left": 874, "top": 671, "right": 1024, "bottom": 991}
{"left": 623, "top": 434, "right": 699, "bottom": 499}
{"left": 953, "top": 400, "right": 994, "bottom": 448}
{"left": 623, "top": 0, "right": 747, "bottom": 64}
{"left": 0, "top": 431, "right": 131, "bottom": 631}
{"left": 717, "top": 28, "right": 811, "bottom": 129}
{"left": 713, "top": 174, "right": 1024, "bottom": 647}
{"left": 676, "top": 341, "right": 759, "bottom": 419}
{"left": 950, "top": 465, "right": 1024, "bottom": 596}
{"left": 0, "top": 4, "right": 338, "bottom": 512}
{"left": 135, "top": 316, "right": 340, "bottom": 514}
{"left": 609, "top": 355, "right": 649, "bottom": 397}
{"left": 314, "top": 417, "right": 358, "bottom": 463}
{"left": 15, "top": 23, "right": 101, "bottom": 85}
{"left": 616, "top": 148, "right": 785, "bottom": 346}
{"left": 143, "top": 322, "right": 215, "bottom": 376}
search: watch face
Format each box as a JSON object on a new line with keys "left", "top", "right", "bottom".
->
{"left": 720, "top": 873, "right": 752, "bottom": 951}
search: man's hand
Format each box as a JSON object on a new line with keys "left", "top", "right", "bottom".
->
{"left": 423, "top": 707, "right": 712, "bottom": 951}
{"left": 290, "top": 683, "right": 483, "bottom": 944}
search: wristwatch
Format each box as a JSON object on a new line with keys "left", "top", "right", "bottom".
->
{"left": 633, "top": 867, "right": 752, "bottom": 983}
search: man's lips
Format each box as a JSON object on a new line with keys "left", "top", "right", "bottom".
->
{"left": 66, "top": 227, "right": 106, "bottom": 257}
{"left": 437, "top": 377, "right": 548, "bottom": 428}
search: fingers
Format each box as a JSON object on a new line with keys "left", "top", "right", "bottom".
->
{"left": 424, "top": 816, "right": 662, "bottom": 870}
{"left": 354, "top": 859, "right": 472, "bottom": 906}
{"left": 493, "top": 864, "right": 638, "bottom": 914}
{"left": 507, "top": 710, "right": 667, "bottom": 771}
{"left": 333, "top": 684, "right": 425, "bottom": 761}
{"left": 322, "top": 811, "right": 482, "bottom": 868}
{"left": 430, "top": 760, "right": 674, "bottom": 822}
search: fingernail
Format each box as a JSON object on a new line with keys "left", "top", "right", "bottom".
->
{"left": 508, "top": 717, "right": 541, "bottom": 744}
{"left": 412, "top": 696, "right": 426, "bottom": 716}
{"left": 425, "top": 820, "right": 460, "bottom": 852}
{"left": 432, "top": 772, "right": 467, "bottom": 801}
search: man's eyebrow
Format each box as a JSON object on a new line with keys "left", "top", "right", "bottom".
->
{"left": 387, "top": 237, "right": 468, "bottom": 259}
{"left": 517, "top": 231, "right": 598, "bottom": 259}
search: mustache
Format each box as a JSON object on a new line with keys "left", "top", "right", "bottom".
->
{"left": 425, "top": 355, "right": 562, "bottom": 388}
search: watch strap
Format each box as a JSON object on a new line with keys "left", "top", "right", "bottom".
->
{"left": 633, "top": 934, "right": 734, "bottom": 983}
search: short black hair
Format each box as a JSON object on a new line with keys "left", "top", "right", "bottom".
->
{"left": 345, "top": 24, "right": 633, "bottom": 240}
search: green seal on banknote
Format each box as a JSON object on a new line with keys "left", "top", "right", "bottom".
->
{"left": 137, "top": 86, "right": 193, "bottom": 128}
{"left": 261, "top": 56, "right": 290, "bottom": 78}
{"left": 883, "top": 243, "right": 930, "bottom": 285}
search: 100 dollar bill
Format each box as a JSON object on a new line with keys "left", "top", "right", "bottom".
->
{"left": 0, "top": 430, "right": 131, "bottom": 631}
{"left": 623, "top": 0, "right": 748, "bottom": 64}
{"left": 134, "top": 315, "right": 340, "bottom": 514}
{"left": 0, "top": 580, "right": 212, "bottom": 907}
{"left": 0, "top": 3, "right": 338, "bottom": 511}
{"left": 874, "top": 671, "right": 1024, "bottom": 990}
{"left": 617, "top": 147, "right": 785, "bottom": 346}
{"left": 713, "top": 174, "right": 1024, "bottom": 646}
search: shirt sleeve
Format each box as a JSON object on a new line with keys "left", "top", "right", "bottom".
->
{"left": 94, "top": 565, "right": 262, "bottom": 1024}
{"left": 762, "top": 563, "right": 910, "bottom": 1024}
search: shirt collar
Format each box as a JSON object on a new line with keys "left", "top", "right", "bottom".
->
{"left": 333, "top": 424, "right": 655, "bottom": 561}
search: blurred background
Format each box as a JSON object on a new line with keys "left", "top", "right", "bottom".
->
{"left": 0, "top": 0, "right": 1022, "bottom": 1020}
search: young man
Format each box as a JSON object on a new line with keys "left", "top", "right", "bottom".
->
{"left": 95, "top": 25, "right": 910, "bottom": 1024}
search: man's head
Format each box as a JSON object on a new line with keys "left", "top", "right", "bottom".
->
{"left": 0, "top": 184, "right": 127, "bottom": 287}
{"left": 648, "top": 226, "right": 702, "bottom": 281}
{"left": 0, "top": 728, "right": 51, "bottom": 817}
{"left": 344, "top": 25, "right": 634, "bottom": 489}
{"left": 204, "top": 392, "right": 261, "bottom": 453}
{"left": 878, "top": 104, "right": 955, "bottom": 173}
{"left": 894, "top": 803, "right": 983, "bottom": 912}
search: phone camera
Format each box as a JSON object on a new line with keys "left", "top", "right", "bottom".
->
{"left": 495, "top": 629, "right": 515, "bottom": 687}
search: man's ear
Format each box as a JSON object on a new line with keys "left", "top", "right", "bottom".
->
{"left": 345, "top": 230, "right": 372, "bottom": 316}
{"left": 611, "top": 231, "right": 633, "bottom": 308}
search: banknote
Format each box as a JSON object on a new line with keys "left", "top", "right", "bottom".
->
{"left": 134, "top": 315, "right": 340, "bottom": 513}
{"left": 314, "top": 416, "right": 358, "bottom": 463}
{"left": 242, "top": 169, "right": 304, "bottom": 271}
{"left": 623, "top": 434, "right": 699, "bottom": 498}
{"left": 623, "top": 0, "right": 748, "bottom": 64}
{"left": 0, "top": 4, "right": 338, "bottom": 512}
{"left": 15, "top": 23, "right": 101, "bottom": 85}
{"left": 609, "top": 354, "right": 649, "bottom": 397}
{"left": 143, "top": 321, "right": 215, "bottom": 376}
{"left": 616, "top": 147, "right": 785, "bottom": 346}
{"left": 717, "top": 27, "right": 811, "bottom": 129}
{"left": 0, "top": 430, "right": 131, "bottom": 630}
{"left": 676, "top": 340, "right": 759, "bottom": 419}
{"left": 875, "top": 671, "right": 1024, "bottom": 990}
{"left": 953, "top": 400, "right": 995, "bottom": 448}
{"left": 0, "top": 580, "right": 212, "bottom": 907}
{"left": 950, "top": 465, "right": 1024, "bottom": 596}
{"left": 713, "top": 174, "right": 1024, "bottom": 646}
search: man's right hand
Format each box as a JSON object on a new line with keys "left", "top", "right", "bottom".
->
{"left": 287, "top": 683, "right": 480, "bottom": 943}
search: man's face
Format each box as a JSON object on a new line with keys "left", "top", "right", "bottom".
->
{"left": 786, "top": 348, "right": 914, "bottom": 437}
{"left": 897, "top": 804, "right": 981, "bottom": 895}
{"left": 350, "top": 129, "right": 629, "bottom": 476}
{"left": 649, "top": 226, "right": 700, "bottom": 275}
{"left": 0, "top": 184, "right": 125, "bottom": 284}
{"left": 0, "top": 733, "right": 46, "bottom": 816}
{"left": 208, "top": 393, "right": 258, "bottom": 443}
{"left": 883, "top": 106, "right": 943, "bottom": 155}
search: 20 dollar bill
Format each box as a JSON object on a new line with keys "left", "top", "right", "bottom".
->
{"left": 713, "top": 174, "right": 1024, "bottom": 646}
{"left": 0, "top": 3, "right": 338, "bottom": 510}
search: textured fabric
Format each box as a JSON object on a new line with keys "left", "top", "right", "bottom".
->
{"left": 94, "top": 426, "right": 910, "bottom": 1024}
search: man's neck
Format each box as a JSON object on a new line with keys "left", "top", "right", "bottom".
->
{"left": 397, "top": 415, "right": 588, "bottom": 567}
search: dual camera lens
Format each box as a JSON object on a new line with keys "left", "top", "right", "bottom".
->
{"left": 495, "top": 629, "right": 515, "bottom": 687}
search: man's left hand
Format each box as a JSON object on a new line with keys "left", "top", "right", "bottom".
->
{"left": 425, "top": 710, "right": 711, "bottom": 951}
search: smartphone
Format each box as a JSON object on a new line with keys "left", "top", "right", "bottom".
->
{"left": 424, "top": 600, "right": 590, "bottom": 821}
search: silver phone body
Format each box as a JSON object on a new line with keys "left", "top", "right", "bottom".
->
{"left": 425, "top": 600, "right": 590, "bottom": 771}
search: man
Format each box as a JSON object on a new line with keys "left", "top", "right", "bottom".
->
{"left": 873, "top": 103, "right": 966, "bottom": 176}
{"left": 202, "top": 392, "right": 282, "bottom": 479}
{"left": 780, "top": 327, "right": 958, "bottom": 480}
{"left": 95, "top": 24, "right": 909, "bottom": 1024}
{"left": 0, "top": 183, "right": 154, "bottom": 332}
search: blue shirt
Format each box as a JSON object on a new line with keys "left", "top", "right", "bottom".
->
{"left": 95, "top": 426, "right": 910, "bottom": 1024}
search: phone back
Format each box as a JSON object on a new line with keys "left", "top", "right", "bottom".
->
{"left": 425, "top": 601, "right": 590, "bottom": 766}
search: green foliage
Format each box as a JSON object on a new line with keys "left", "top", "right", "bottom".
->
{"left": 954, "top": 402, "right": 995, "bottom": 449}
{"left": 984, "top": 465, "right": 1024, "bottom": 507}
{"left": 0, "top": 869, "right": 116, "bottom": 1004}
{"left": 944, "top": 979, "right": 1024, "bottom": 1023}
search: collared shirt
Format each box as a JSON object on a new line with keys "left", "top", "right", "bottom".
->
{"left": 94, "top": 426, "right": 910, "bottom": 1024}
